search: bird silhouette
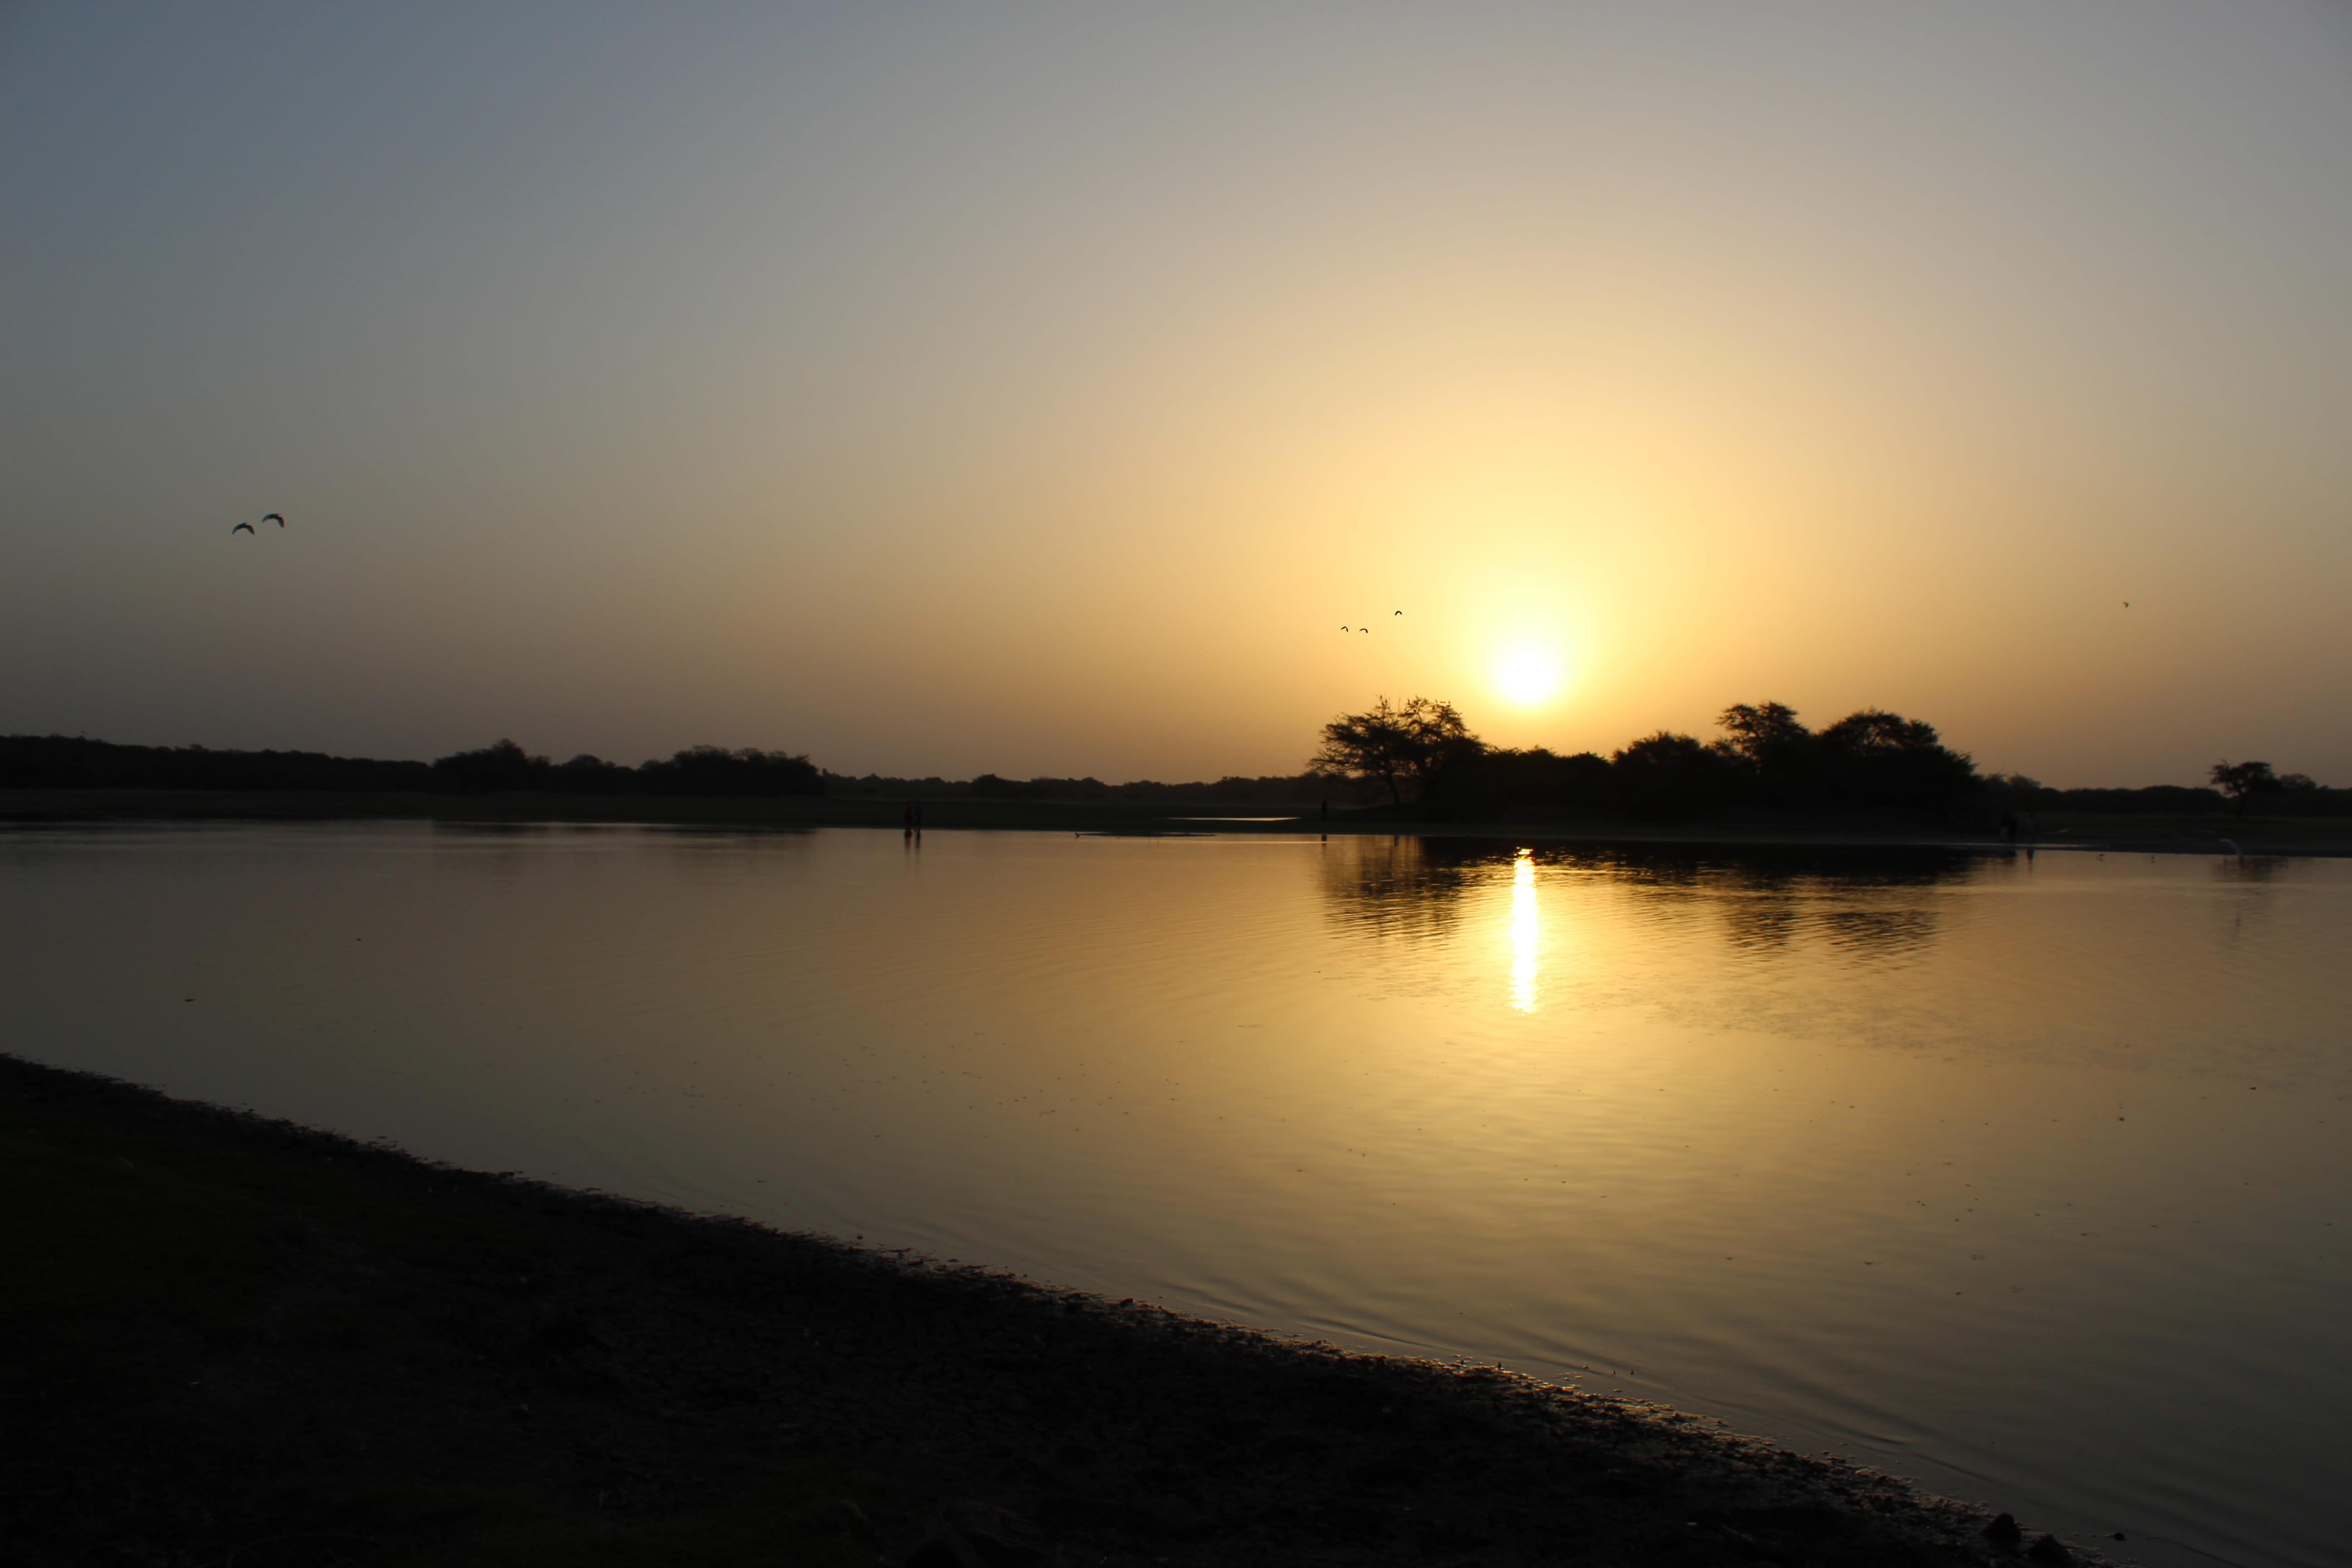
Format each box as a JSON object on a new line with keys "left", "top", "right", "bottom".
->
{"left": 1339, "top": 625, "right": 1350, "bottom": 632}
{"left": 263, "top": 512, "right": 284, "bottom": 528}
{"left": 1359, "top": 627, "right": 1368, "bottom": 634}
{"left": 1393, "top": 610, "right": 1402, "bottom": 615}
{"left": 230, "top": 522, "right": 255, "bottom": 534}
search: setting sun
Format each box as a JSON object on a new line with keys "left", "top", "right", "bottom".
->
{"left": 1494, "top": 645, "right": 1564, "bottom": 707}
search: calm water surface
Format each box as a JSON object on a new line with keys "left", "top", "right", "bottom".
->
{"left": 5, "top": 823, "right": 2345, "bottom": 1567}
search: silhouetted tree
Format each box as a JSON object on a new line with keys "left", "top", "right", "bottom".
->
{"left": 1311, "top": 696, "right": 1477, "bottom": 806}
{"left": 552, "top": 753, "right": 635, "bottom": 792}
{"left": 1710, "top": 701, "right": 1818, "bottom": 806}
{"left": 1611, "top": 731, "right": 1740, "bottom": 820}
{"left": 636, "top": 745, "right": 822, "bottom": 796}
{"left": 1417, "top": 747, "right": 1612, "bottom": 821}
{"left": 2210, "top": 759, "right": 2278, "bottom": 818}
{"left": 1713, "top": 701, "right": 1809, "bottom": 765}
{"left": 430, "top": 739, "right": 549, "bottom": 792}
{"left": 1816, "top": 708, "right": 1979, "bottom": 810}
{"left": 1694, "top": 702, "right": 1977, "bottom": 813}
{"left": 2265, "top": 774, "right": 2352, "bottom": 815}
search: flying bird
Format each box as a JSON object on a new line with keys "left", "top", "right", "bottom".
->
{"left": 263, "top": 512, "right": 284, "bottom": 528}
{"left": 1394, "top": 610, "right": 1402, "bottom": 615}
{"left": 1340, "top": 625, "right": 1350, "bottom": 632}
{"left": 230, "top": 522, "right": 255, "bottom": 534}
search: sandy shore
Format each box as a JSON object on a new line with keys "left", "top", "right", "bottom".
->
{"left": 3, "top": 1053, "right": 2136, "bottom": 1567}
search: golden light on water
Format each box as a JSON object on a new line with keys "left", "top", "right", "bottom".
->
{"left": 1509, "top": 849, "right": 1539, "bottom": 1014}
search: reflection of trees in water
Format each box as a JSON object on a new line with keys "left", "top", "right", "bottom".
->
{"left": 429, "top": 819, "right": 553, "bottom": 881}
{"left": 428, "top": 820, "right": 815, "bottom": 882}
{"left": 1812, "top": 906, "right": 1941, "bottom": 954}
{"left": 2211, "top": 854, "right": 2291, "bottom": 952}
{"left": 1612, "top": 845, "right": 1982, "bottom": 961}
{"left": 1317, "top": 836, "right": 1487, "bottom": 941}
{"left": 1318, "top": 836, "right": 1987, "bottom": 963}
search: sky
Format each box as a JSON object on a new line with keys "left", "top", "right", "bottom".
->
{"left": 5, "top": 1, "right": 2351, "bottom": 787}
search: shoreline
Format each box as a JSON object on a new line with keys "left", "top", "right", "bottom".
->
{"left": 5, "top": 1052, "right": 2132, "bottom": 1566}
{"left": 3, "top": 786, "right": 2344, "bottom": 857}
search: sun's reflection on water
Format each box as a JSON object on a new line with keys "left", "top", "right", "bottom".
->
{"left": 9, "top": 827, "right": 2352, "bottom": 1568}
{"left": 1509, "top": 848, "right": 1539, "bottom": 1013}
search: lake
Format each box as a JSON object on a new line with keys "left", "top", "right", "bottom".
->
{"left": 4, "top": 821, "right": 2343, "bottom": 1567}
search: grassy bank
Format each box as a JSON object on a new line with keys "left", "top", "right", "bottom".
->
{"left": 0, "top": 1054, "right": 2122, "bottom": 1567}
{"left": 5, "top": 785, "right": 2346, "bottom": 855}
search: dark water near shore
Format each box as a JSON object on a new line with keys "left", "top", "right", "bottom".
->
{"left": 5, "top": 822, "right": 2345, "bottom": 1566}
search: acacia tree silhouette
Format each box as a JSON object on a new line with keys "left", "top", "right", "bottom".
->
{"left": 1312, "top": 696, "right": 1476, "bottom": 807}
{"left": 2210, "top": 759, "right": 2278, "bottom": 819}
{"left": 1711, "top": 701, "right": 1815, "bottom": 805}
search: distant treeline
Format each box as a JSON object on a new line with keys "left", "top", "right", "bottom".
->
{"left": 823, "top": 771, "right": 1344, "bottom": 803}
{"left": 1, "top": 735, "right": 435, "bottom": 793}
{"left": 1318, "top": 697, "right": 2348, "bottom": 823}
{"left": 0, "top": 735, "right": 823, "bottom": 798}
{"left": 7, "top": 727, "right": 2344, "bottom": 819}
{"left": 0, "top": 735, "right": 1340, "bottom": 804}
{"left": 1981, "top": 776, "right": 2352, "bottom": 818}
{"left": 1409, "top": 702, "right": 1985, "bottom": 823}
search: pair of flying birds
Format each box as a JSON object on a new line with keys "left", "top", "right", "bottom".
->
{"left": 1340, "top": 612, "right": 1405, "bottom": 632}
{"left": 230, "top": 513, "right": 285, "bottom": 534}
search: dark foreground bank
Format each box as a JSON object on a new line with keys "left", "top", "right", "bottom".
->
{"left": 4, "top": 1055, "right": 2127, "bottom": 1568}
